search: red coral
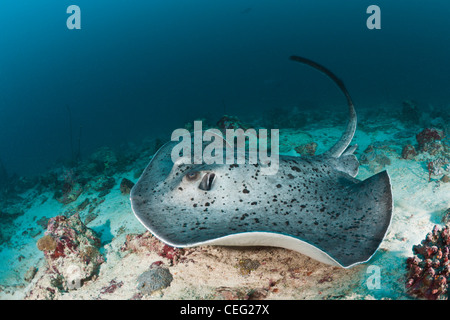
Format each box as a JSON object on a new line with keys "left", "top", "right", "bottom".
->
{"left": 160, "top": 245, "right": 181, "bottom": 261}
{"left": 416, "top": 128, "right": 444, "bottom": 152}
{"left": 50, "top": 241, "right": 66, "bottom": 259}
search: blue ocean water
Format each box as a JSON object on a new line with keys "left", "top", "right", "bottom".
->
{"left": 0, "top": 0, "right": 449, "bottom": 177}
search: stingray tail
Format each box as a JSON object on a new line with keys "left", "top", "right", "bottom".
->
{"left": 290, "top": 56, "right": 356, "bottom": 158}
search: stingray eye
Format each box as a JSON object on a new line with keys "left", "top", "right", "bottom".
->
{"left": 185, "top": 171, "right": 200, "bottom": 181}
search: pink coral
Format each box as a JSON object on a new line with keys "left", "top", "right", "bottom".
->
{"left": 405, "top": 225, "right": 450, "bottom": 300}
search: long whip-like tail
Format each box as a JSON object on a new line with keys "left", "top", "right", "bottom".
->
{"left": 289, "top": 56, "right": 357, "bottom": 158}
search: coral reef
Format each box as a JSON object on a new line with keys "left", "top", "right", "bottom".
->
{"left": 36, "top": 235, "right": 57, "bottom": 251}
{"left": 416, "top": 128, "right": 445, "bottom": 154}
{"left": 405, "top": 225, "right": 450, "bottom": 300}
{"left": 36, "top": 213, "right": 104, "bottom": 291}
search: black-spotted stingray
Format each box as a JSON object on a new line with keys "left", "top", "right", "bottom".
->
{"left": 130, "top": 56, "right": 393, "bottom": 268}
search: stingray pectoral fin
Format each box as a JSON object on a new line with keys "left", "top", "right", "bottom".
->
{"left": 330, "top": 170, "right": 393, "bottom": 267}
{"left": 199, "top": 171, "right": 392, "bottom": 269}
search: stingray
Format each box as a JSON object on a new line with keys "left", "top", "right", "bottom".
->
{"left": 130, "top": 56, "right": 393, "bottom": 268}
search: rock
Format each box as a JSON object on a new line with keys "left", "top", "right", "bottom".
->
{"left": 120, "top": 178, "right": 135, "bottom": 195}
{"left": 295, "top": 142, "right": 318, "bottom": 156}
{"left": 83, "top": 211, "right": 99, "bottom": 225}
{"left": 92, "top": 176, "right": 115, "bottom": 192}
{"left": 279, "top": 130, "right": 314, "bottom": 153}
{"left": 442, "top": 208, "right": 450, "bottom": 226}
{"left": 24, "top": 266, "right": 38, "bottom": 283}
{"left": 360, "top": 145, "right": 391, "bottom": 173}
{"left": 137, "top": 265, "right": 173, "bottom": 295}
{"left": 37, "top": 213, "right": 104, "bottom": 290}
{"left": 36, "top": 216, "right": 49, "bottom": 229}
{"left": 441, "top": 175, "right": 450, "bottom": 183}
{"left": 236, "top": 259, "right": 260, "bottom": 275}
{"left": 55, "top": 182, "right": 83, "bottom": 205}
{"left": 77, "top": 198, "right": 90, "bottom": 211}
{"left": 427, "top": 158, "right": 449, "bottom": 181}
{"left": 401, "top": 144, "right": 417, "bottom": 160}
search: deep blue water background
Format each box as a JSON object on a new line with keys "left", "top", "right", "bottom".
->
{"left": 1, "top": 0, "right": 449, "bottom": 176}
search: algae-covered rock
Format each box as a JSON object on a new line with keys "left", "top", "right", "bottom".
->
{"left": 137, "top": 265, "right": 173, "bottom": 295}
{"left": 120, "top": 178, "right": 134, "bottom": 195}
{"left": 37, "top": 213, "right": 104, "bottom": 290}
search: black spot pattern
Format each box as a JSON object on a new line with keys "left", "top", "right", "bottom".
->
{"left": 131, "top": 150, "right": 393, "bottom": 268}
